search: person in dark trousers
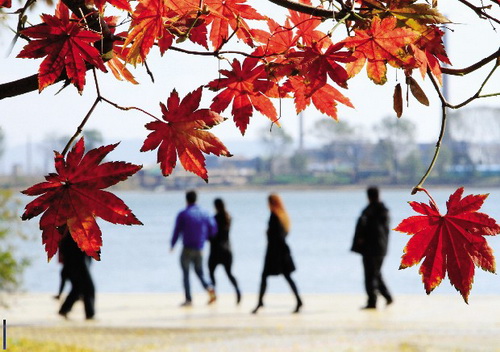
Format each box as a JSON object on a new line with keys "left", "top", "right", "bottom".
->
{"left": 53, "top": 249, "right": 69, "bottom": 300}
{"left": 58, "top": 229, "right": 95, "bottom": 320}
{"left": 352, "top": 186, "right": 393, "bottom": 309}
{"left": 208, "top": 198, "right": 241, "bottom": 304}
{"left": 171, "top": 190, "right": 217, "bottom": 307}
{"left": 252, "top": 193, "right": 302, "bottom": 314}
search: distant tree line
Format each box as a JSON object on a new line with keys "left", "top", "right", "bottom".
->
{"left": 252, "top": 107, "right": 500, "bottom": 186}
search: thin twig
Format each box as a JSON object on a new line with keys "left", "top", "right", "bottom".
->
{"left": 411, "top": 71, "right": 448, "bottom": 195}
{"left": 61, "top": 70, "right": 102, "bottom": 155}
{"left": 6, "top": 0, "right": 36, "bottom": 56}
{"left": 267, "top": 0, "right": 337, "bottom": 18}
{"left": 62, "top": 98, "right": 100, "bottom": 156}
{"left": 448, "top": 59, "right": 500, "bottom": 109}
{"left": 144, "top": 60, "right": 155, "bottom": 83}
{"left": 456, "top": 0, "right": 500, "bottom": 25}
{"left": 100, "top": 97, "right": 161, "bottom": 121}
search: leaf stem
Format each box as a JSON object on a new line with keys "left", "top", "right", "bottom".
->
{"left": 61, "top": 70, "right": 102, "bottom": 155}
{"left": 62, "top": 97, "right": 100, "bottom": 156}
{"left": 412, "top": 71, "right": 448, "bottom": 195}
{"left": 100, "top": 97, "right": 161, "bottom": 121}
{"left": 266, "top": 0, "right": 336, "bottom": 18}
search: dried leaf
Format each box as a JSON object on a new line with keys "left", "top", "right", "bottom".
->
{"left": 408, "top": 76, "right": 430, "bottom": 106}
{"left": 393, "top": 83, "right": 403, "bottom": 117}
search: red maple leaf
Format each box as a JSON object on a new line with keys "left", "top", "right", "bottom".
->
{"left": 124, "top": 0, "right": 208, "bottom": 63}
{"left": 409, "top": 24, "right": 450, "bottom": 84}
{"left": 207, "top": 56, "right": 278, "bottom": 135}
{"left": 21, "top": 138, "right": 142, "bottom": 261}
{"left": 103, "top": 17, "right": 138, "bottom": 84}
{"left": 342, "top": 16, "right": 419, "bottom": 84}
{"left": 16, "top": 1, "right": 107, "bottom": 92}
{"left": 124, "top": 0, "right": 175, "bottom": 64}
{"left": 288, "top": 42, "right": 354, "bottom": 95}
{"left": 0, "top": 0, "right": 11, "bottom": 8}
{"left": 91, "top": 0, "right": 132, "bottom": 12}
{"left": 163, "top": 0, "right": 208, "bottom": 48}
{"left": 140, "top": 87, "right": 232, "bottom": 181}
{"left": 284, "top": 76, "right": 353, "bottom": 120}
{"left": 203, "top": 0, "right": 265, "bottom": 50}
{"left": 288, "top": 2, "right": 329, "bottom": 48}
{"left": 395, "top": 187, "right": 500, "bottom": 303}
{"left": 251, "top": 18, "right": 300, "bottom": 81}
{"left": 252, "top": 18, "right": 297, "bottom": 57}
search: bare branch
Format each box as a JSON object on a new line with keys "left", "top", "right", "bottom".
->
{"left": 267, "top": 0, "right": 340, "bottom": 19}
{"left": 441, "top": 48, "right": 500, "bottom": 76}
{"left": 448, "top": 59, "right": 500, "bottom": 109}
{"left": 101, "top": 97, "right": 160, "bottom": 121}
{"left": 456, "top": 0, "right": 500, "bottom": 25}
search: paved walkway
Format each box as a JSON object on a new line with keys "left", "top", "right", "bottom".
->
{"left": 3, "top": 292, "right": 500, "bottom": 351}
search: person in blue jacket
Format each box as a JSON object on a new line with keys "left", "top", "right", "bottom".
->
{"left": 171, "top": 190, "right": 217, "bottom": 307}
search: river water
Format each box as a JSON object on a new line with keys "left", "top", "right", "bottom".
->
{"left": 18, "top": 187, "right": 500, "bottom": 299}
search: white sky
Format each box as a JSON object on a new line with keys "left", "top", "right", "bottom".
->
{"left": 1, "top": 1, "right": 499, "bottom": 153}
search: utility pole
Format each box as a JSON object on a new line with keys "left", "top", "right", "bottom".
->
{"left": 298, "top": 112, "right": 304, "bottom": 151}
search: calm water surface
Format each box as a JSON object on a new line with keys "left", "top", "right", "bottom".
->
{"left": 19, "top": 187, "right": 500, "bottom": 298}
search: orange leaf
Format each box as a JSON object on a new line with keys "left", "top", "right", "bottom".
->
{"left": 21, "top": 138, "right": 143, "bottom": 260}
{"left": 288, "top": 4, "right": 329, "bottom": 48}
{"left": 395, "top": 187, "right": 500, "bottom": 303}
{"left": 284, "top": 77, "right": 353, "bottom": 120}
{"left": 342, "top": 16, "right": 419, "bottom": 84}
{"left": 124, "top": 0, "right": 174, "bottom": 64}
{"left": 91, "top": 0, "right": 131, "bottom": 12}
{"left": 140, "top": 87, "right": 232, "bottom": 181}
{"left": 203, "top": 0, "right": 265, "bottom": 50}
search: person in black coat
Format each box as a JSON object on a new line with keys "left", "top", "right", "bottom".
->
{"left": 352, "top": 186, "right": 393, "bottom": 309}
{"left": 208, "top": 198, "right": 241, "bottom": 304}
{"left": 252, "top": 193, "right": 302, "bottom": 314}
{"left": 58, "top": 228, "right": 95, "bottom": 320}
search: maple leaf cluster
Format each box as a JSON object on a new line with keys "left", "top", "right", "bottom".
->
{"left": 15, "top": 0, "right": 452, "bottom": 180}
{"left": 15, "top": 0, "right": 500, "bottom": 302}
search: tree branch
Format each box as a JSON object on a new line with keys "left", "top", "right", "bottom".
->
{"left": 441, "top": 48, "right": 500, "bottom": 76}
{"left": 448, "top": 58, "right": 500, "bottom": 109}
{"left": 456, "top": 0, "right": 500, "bottom": 25}
{"left": 0, "top": 74, "right": 42, "bottom": 100}
{"left": 267, "top": 0, "right": 339, "bottom": 19}
{"left": 0, "top": 0, "right": 114, "bottom": 101}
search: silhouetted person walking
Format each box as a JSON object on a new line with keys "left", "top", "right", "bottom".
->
{"left": 252, "top": 193, "right": 302, "bottom": 314}
{"left": 171, "top": 190, "right": 217, "bottom": 307}
{"left": 53, "top": 248, "right": 69, "bottom": 300}
{"left": 209, "top": 198, "right": 241, "bottom": 304}
{"left": 58, "top": 228, "right": 95, "bottom": 320}
{"left": 352, "top": 186, "right": 393, "bottom": 309}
